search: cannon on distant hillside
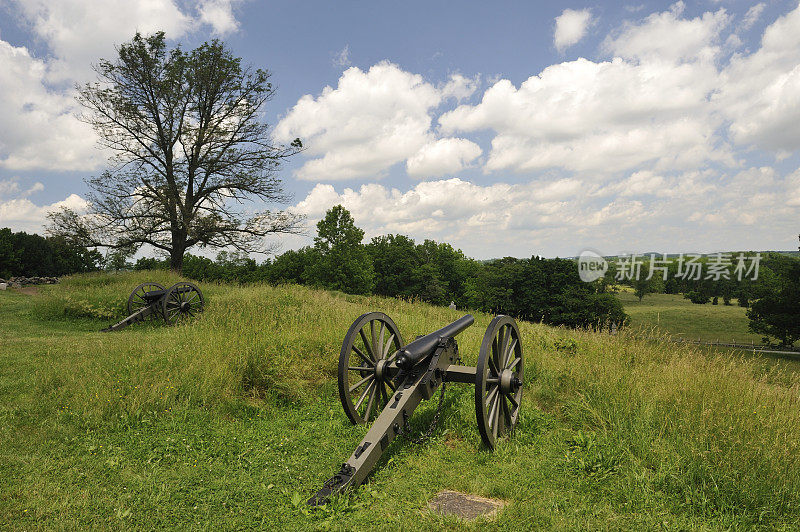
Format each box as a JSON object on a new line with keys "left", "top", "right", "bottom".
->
{"left": 101, "top": 282, "right": 204, "bottom": 332}
{"left": 308, "top": 313, "right": 524, "bottom": 505}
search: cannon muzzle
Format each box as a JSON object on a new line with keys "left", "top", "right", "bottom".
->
{"left": 395, "top": 314, "right": 474, "bottom": 369}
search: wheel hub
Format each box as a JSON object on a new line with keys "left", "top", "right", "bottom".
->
{"left": 374, "top": 358, "right": 388, "bottom": 381}
{"left": 500, "top": 369, "right": 522, "bottom": 394}
{"left": 180, "top": 301, "right": 191, "bottom": 312}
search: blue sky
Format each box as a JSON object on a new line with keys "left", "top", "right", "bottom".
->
{"left": 1, "top": 0, "right": 799, "bottom": 259}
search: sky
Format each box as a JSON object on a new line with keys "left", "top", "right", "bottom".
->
{"left": 1, "top": 0, "right": 799, "bottom": 260}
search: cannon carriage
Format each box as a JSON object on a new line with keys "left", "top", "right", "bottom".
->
{"left": 102, "top": 281, "right": 205, "bottom": 332}
{"left": 309, "top": 312, "right": 524, "bottom": 505}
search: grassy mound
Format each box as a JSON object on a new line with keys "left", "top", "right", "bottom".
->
{"left": 3, "top": 272, "right": 800, "bottom": 529}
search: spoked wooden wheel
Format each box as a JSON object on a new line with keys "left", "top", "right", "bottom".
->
{"left": 475, "top": 315, "right": 523, "bottom": 449}
{"left": 338, "top": 312, "right": 404, "bottom": 424}
{"left": 162, "top": 282, "right": 204, "bottom": 325}
{"left": 127, "top": 282, "right": 165, "bottom": 317}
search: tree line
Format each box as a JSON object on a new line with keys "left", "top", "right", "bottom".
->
{"left": 0, "top": 228, "right": 102, "bottom": 278}
{"left": 128, "top": 205, "right": 627, "bottom": 330}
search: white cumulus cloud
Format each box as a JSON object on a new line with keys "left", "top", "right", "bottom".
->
{"left": 406, "top": 138, "right": 482, "bottom": 178}
{"left": 0, "top": 0, "right": 245, "bottom": 173}
{"left": 716, "top": 4, "right": 800, "bottom": 152}
{"left": 290, "top": 163, "right": 800, "bottom": 258}
{"left": 0, "top": 40, "right": 102, "bottom": 171}
{"left": 274, "top": 63, "right": 479, "bottom": 181}
{"left": 198, "top": 0, "right": 241, "bottom": 35}
{"left": 603, "top": 2, "right": 730, "bottom": 63}
{"left": 741, "top": 3, "right": 766, "bottom": 31}
{"left": 0, "top": 191, "right": 88, "bottom": 233}
{"left": 554, "top": 8, "right": 594, "bottom": 52}
{"left": 438, "top": 4, "right": 739, "bottom": 177}
{"left": 9, "top": 0, "right": 195, "bottom": 82}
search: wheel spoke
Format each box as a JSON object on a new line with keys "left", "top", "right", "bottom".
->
{"left": 359, "top": 329, "right": 375, "bottom": 362}
{"left": 364, "top": 382, "right": 377, "bottom": 421}
{"left": 501, "top": 395, "right": 511, "bottom": 429}
{"left": 385, "top": 379, "right": 396, "bottom": 392}
{"left": 349, "top": 374, "right": 373, "bottom": 393}
{"left": 503, "top": 338, "right": 517, "bottom": 369}
{"left": 505, "top": 391, "right": 519, "bottom": 409}
{"left": 380, "top": 383, "right": 389, "bottom": 406}
{"left": 486, "top": 377, "right": 499, "bottom": 384}
{"left": 488, "top": 356, "right": 499, "bottom": 377}
{"left": 500, "top": 325, "right": 511, "bottom": 369}
{"left": 354, "top": 381, "right": 374, "bottom": 411}
{"left": 488, "top": 390, "right": 500, "bottom": 429}
{"left": 351, "top": 345, "right": 374, "bottom": 367}
{"left": 492, "top": 397, "right": 502, "bottom": 439}
{"left": 382, "top": 332, "right": 394, "bottom": 360}
{"left": 378, "top": 322, "right": 385, "bottom": 358}
{"left": 371, "top": 321, "right": 379, "bottom": 360}
{"left": 485, "top": 384, "right": 499, "bottom": 409}
{"left": 506, "top": 355, "right": 520, "bottom": 371}
{"left": 495, "top": 328, "right": 505, "bottom": 370}
{"left": 347, "top": 366, "right": 371, "bottom": 372}
{"left": 507, "top": 393, "right": 521, "bottom": 420}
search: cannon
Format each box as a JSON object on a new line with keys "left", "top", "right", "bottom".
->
{"left": 101, "top": 281, "right": 204, "bottom": 332}
{"left": 308, "top": 312, "right": 524, "bottom": 505}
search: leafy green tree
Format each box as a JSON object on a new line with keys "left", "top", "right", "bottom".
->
{"left": 747, "top": 255, "right": 800, "bottom": 346}
{"left": 367, "top": 234, "right": 420, "bottom": 298}
{"left": 47, "top": 32, "right": 303, "bottom": 271}
{"left": 48, "top": 236, "right": 102, "bottom": 275}
{"left": 634, "top": 278, "right": 651, "bottom": 302}
{"left": 685, "top": 290, "right": 710, "bottom": 304}
{"left": 0, "top": 228, "right": 19, "bottom": 277}
{"left": 465, "top": 256, "right": 627, "bottom": 329}
{"left": 104, "top": 249, "right": 132, "bottom": 271}
{"left": 0, "top": 229, "right": 101, "bottom": 276}
{"left": 134, "top": 256, "right": 169, "bottom": 270}
{"left": 11, "top": 232, "right": 53, "bottom": 275}
{"left": 416, "top": 240, "right": 475, "bottom": 306}
{"left": 267, "top": 247, "right": 315, "bottom": 285}
{"left": 307, "top": 205, "right": 373, "bottom": 295}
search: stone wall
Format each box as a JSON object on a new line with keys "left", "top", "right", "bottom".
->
{"left": 0, "top": 276, "right": 59, "bottom": 289}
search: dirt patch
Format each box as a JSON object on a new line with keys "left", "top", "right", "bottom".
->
{"left": 428, "top": 490, "right": 507, "bottom": 520}
{"left": 14, "top": 286, "right": 40, "bottom": 296}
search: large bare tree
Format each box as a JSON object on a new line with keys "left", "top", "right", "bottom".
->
{"left": 48, "top": 32, "right": 303, "bottom": 271}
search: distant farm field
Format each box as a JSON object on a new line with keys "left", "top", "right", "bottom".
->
{"left": 3, "top": 273, "right": 800, "bottom": 529}
{"left": 617, "top": 291, "right": 763, "bottom": 344}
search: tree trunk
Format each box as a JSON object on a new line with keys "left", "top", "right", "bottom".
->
{"left": 170, "top": 231, "right": 186, "bottom": 272}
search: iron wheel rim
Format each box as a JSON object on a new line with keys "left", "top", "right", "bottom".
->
{"left": 162, "top": 282, "right": 204, "bottom": 325}
{"left": 338, "top": 312, "right": 404, "bottom": 424}
{"left": 475, "top": 315, "right": 523, "bottom": 449}
{"left": 127, "top": 282, "right": 165, "bottom": 318}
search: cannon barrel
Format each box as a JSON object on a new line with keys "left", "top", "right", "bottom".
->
{"left": 395, "top": 314, "right": 474, "bottom": 369}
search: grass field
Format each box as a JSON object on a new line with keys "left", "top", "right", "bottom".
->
{"left": 3, "top": 273, "right": 800, "bottom": 529}
{"left": 617, "top": 291, "right": 764, "bottom": 344}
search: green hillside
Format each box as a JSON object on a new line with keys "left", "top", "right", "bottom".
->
{"left": 2, "top": 272, "right": 800, "bottom": 529}
{"left": 617, "top": 291, "right": 763, "bottom": 344}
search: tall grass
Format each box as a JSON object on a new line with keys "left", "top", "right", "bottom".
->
{"left": 19, "top": 272, "right": 800, "bottom": 524}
